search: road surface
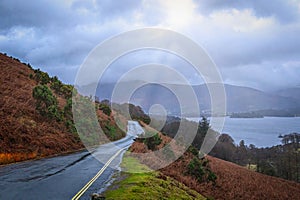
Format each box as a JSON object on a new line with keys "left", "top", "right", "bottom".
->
{"left": 0, "top": 121, "right": 142, "bottom": 200}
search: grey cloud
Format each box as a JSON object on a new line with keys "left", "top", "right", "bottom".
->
{"left": 221, "top": 61, "right": 300, "bottom": 91}
{"left": 198, "top": 22, "right": 300, "bottom": 69}
{"left": 0, "top": 0, "right": 141, "bottom": 31}
{"left": 196, "top": 0, "right": 300, "bottom": 23}
{"left": 94, "top": 0, "right": 141, "bottom": 16}
{"left": 0, "top": 0, "right": 77, "bottom": 29}
{"left": 0, "top": 0, "right": 144, "bottom": 84}
{"left": 0, "top": 0, "right": 299, "bottom": 90}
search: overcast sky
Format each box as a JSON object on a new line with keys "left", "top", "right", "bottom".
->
{"left": 1, "top": 0, "right": 300, "bottom": 91}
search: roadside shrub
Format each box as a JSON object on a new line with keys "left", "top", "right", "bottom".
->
{"left": 65, "top": 120, "right": 76, "bottom": 132}
{"left": 144, "top": 133, "right": 162, "bottom": 150}
{"left": 99, "top": 103, "right": 112, "bottom": 116}
{"left": 188, "top": 145, "right": 199, "bottom": 157}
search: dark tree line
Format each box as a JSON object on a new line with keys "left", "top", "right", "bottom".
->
{"left": 210, "top": 132, "right": 300, "bottom": 183}
{"left": 161, "top": 116, "right": 300, "bottom": 183}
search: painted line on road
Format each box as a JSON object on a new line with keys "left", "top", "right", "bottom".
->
{"left": 71, "top": 146, "right": 129, "bottom": 200}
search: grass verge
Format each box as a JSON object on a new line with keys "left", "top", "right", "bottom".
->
{"left": 103, "top": 152, "right": 206, "bottom": 200}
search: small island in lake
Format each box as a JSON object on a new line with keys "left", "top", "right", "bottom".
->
{"left": 230, "top": 112, "right": 264, "bottom": 118}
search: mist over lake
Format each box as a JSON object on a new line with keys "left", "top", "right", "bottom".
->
{"left": 188, "top": 117, "right": 300, "bottom": 147}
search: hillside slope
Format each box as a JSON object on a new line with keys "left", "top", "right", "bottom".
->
{"left": 160, "top": 154, "right": 300, "bottom": 200}
{"left": 0, "top": 53, "right": 125, "bottom": 164}
{"left": 0, "top": 53, "right": 83, "bottom": 163}
{"left": 129, "top": 126, "right": 300, "bottom": 200}
{"left": 200, "top": 156, "right": 300, "bottom": 199}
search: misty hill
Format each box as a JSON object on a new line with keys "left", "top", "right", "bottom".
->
{"left": 221, "top": 84, "right": 298, "bottom": 113}
{"left": 276, "top": 87, "right": 300, "bottom": 100}
{"left": 79, "top": 81, "right": 300, "bottom": 116}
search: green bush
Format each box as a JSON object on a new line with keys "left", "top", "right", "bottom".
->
{"left": 50, "top": 76, "right": 63, "bottom": 92}
{"left": 188, "top": 146, "right": 199, "bottom": 157}
{"left": 187, "top": 158, "right": 205, "bottom": 182}
{"left": 186, "top": 157, "right": 217, "bottom": 185}
{"left": 34, "top": 69, "right": 51, "bottom": 85}
{"left": 33, "top": 85, "right": 57, "bottom": 108}
{"left": 207, "top": 170, "right": 217, "bottom": 184}
{"left": 99, "top": 103, "right": 111, "bottom": 116}
{"left": 65, "top": 120, "right": 77, "bottom": 135}
{"left": 47, "top": 105, "right": 62, "bottom": 121}
{"left": 144, "top": 133, "right": 162, "bottom": 150}
{"left": 61, "top": 84, "right": 73, "bottom": 98}
{"left": 32, "top": 85, "right": 61, "bottom": 121}
{"left": 50, "top": 76, "right": 74, "bottom": 98}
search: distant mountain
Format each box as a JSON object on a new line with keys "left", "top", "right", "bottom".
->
{"left": 276, "top": 87, "right": 300, "bottom": 100}
{"left": 79, "top": 81, "right": 300, "bottom": 116}
{"left": 217, "top": 84, "right": 299, "bottom": 113}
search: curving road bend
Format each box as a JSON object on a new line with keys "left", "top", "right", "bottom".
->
{"left": 0, "top": 121, "right": 143, "bottom": 200}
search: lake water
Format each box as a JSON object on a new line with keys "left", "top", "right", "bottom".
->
{"left": 187, "top": 117, "right": 300, "bottom": 147}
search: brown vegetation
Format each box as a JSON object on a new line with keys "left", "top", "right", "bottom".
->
{"left": 0, "top": 53, "right": 84, "bottom": 164}
{"left": 0, "top": 53, "right": 126, "bottom": 165}
{"left": 130, "top": 125, "right": 300, "bottom": 200}
{"left": 0, "top": 53, "right": 125, "bottom": 165}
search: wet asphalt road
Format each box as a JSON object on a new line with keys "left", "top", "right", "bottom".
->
{"left": 0, "top": 121, "right": 142, "bottom": 200}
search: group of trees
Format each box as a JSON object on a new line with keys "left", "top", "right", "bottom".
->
{"left": 162, "top": 116, "right": 300, "bottom": 183}
{"left": 143, "top": 133, "right": 162, "bottom": 150}
{"left": 162, "top": 117, "right": 218, "bottom": 151}
{"left": 210, "top": 132, "right": 300, "bottom": 183}
{"left": 255, "top": 133, "right": 300, "bottom": 182}
{"left": 30, "top": 69, "right": 74, "bottom": 99}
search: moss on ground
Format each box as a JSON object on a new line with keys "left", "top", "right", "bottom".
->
{"left": 103, "top": 152, "right": 206, "bottom": 200}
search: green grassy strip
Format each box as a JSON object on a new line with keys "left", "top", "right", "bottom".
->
{"left": 103, "top": 152, "right": 206, "bottom": 200}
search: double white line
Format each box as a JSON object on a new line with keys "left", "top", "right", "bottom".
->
{"left": 71, "top": 146, "right": 129, "bottom": 200}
